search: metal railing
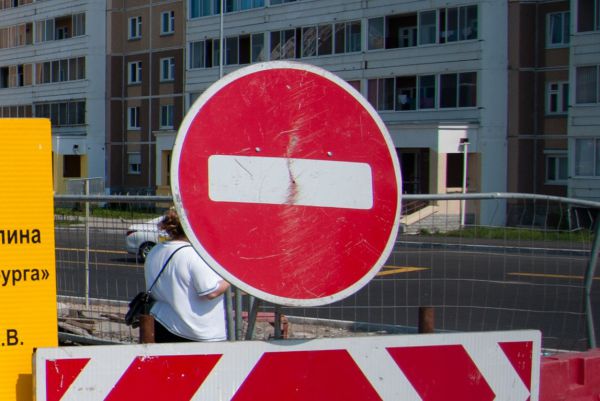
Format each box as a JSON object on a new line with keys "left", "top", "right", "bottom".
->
{"left": 54, "top": 193, "right": 600, "bottom": 351}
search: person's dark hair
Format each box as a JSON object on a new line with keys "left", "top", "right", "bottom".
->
{"left": 159, "top": 208, "right": 186, "bottom": 240}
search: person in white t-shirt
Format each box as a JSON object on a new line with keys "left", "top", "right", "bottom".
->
{"left": 144, "top": 208, "right": 230, "bottom": 342}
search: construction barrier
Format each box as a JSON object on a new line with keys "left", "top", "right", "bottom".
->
{"left": 540, "top": 348, "right": 600, "bottom": 401}
{"left": 35, "top": 330, "right": 540, "bottom": 401}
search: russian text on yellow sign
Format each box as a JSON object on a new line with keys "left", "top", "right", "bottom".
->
{"left": 0, "top": 119, "right": 57, "bottom": 401}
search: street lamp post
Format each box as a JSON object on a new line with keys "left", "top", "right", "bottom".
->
{"left": 460, "top": 138, "right": 469, "bottom": 227}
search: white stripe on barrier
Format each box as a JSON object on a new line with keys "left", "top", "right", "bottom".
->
{"left": 190, "top": 345, "right": 264, "bottom": 400}
{"left": 347, "top": 344, "right": 422, "bottom": 401}
{"left": 60, "top": 348, "right": 131, "bottom": 401}
{"left": 464, "top": 340, "right": 530, "bottom": 401}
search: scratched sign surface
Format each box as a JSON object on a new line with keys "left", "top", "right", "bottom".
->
{"left": 172, "top": 61, "right": 401, "bottom": 306}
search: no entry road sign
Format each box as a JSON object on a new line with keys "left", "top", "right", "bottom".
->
{"left": 172, "top": 61, "right": 401, "bottom": 306}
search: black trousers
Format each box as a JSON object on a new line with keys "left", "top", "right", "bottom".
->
{"left": 154, "top": 319, "right": 193, "bottom": 343}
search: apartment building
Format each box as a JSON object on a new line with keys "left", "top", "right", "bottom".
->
{"left": 570, "top": 0, "right": 600, "bottom": 201}
{"left": 1, "top": 0, "right": 597, "bottom": 211}
{"left": 107, "top": 0, "right": 185, "bottom": 194}
{"left": 507, "top": 1, "right": 570, "bottom": 198}
{"left": 0, "top": 0, "right": 106, "bottom": 193}
{"left": 168, "top": 0, "right": 507, "bottom": 223}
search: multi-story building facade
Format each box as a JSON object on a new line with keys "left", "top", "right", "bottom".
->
{"left": 107, "top": 0, "right": 185, "bottom": 194}
{"left": 0, "top": 0, "right": 106, "bottom": 194}
{"left": 1, "top": 0, "right": 599, "bottom": 214}
{"left": 570, "top": 0, "right": 600, "bottom": 201}
{"left": 508, "top": 0, "right": 570, "bottom": 198}
{"left": 168, "top": 0, "right": 508, "bottom": 223}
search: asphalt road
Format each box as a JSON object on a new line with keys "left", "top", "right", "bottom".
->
{"left": 55, "top": 228, "right": 600, "bottom": 351}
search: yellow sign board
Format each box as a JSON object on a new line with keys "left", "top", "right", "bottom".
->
{"left": 0, "top": 119, "right": 57, "bottom": 401}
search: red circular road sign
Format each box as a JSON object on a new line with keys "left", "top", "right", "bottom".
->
{"left": 172, "top": 61, "right": 401, "bottom": 306}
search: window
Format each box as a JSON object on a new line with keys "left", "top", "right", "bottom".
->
{"left": 225, "top": 37, "right": 238, "bottom": 64}
{"left": 190, "top": 0, "right": 214, "bottom": 18}
{"left": 395, "top": 76, "right": 417, "bottom": 110}
{"left": 128, "top": 16, "right": 142, "bottom": 39}
{"left": 368, "top": 18, "right": 384, "bottom": 50}
{"left": 72, "top": 13, "right": 85, "bottom": 37}
{"left": 545, "top": 152, "right": 568, "bottom": 183}
{"left": 575, "top": 138, "right": 600, "bottom": 176}
{"left": 439, "top": 5, "right": 477, "bottom": 43}
{"left": 251, "top": 33, "right": 265, "bottom": 62}
{"left": 127, "top": 106, "right": 140, "bottom": 129}
{"left": 368, "top": 72, "right": 476, "bottom": 111}
{"left": 190, "top": 40, "right": 210, "bottom": 68}
{"left": 34, "top": 100, "right": 85, "bottom": 126}
{"left": 36, "top": 13, "right": 85, "bottom": 43}
{"left": 35, "top": 19, "right": 54, "bottom": 42}
{"left": 191, "top": 33, "right": 264, "bottom": 68}
{"left": 547, "top": 82, "right": 569, "bottom": 114}
{"left": 270, "top": 29, "right": 296, "bottom": 60}
{"left": 302, "top": 26, "right": 317, "bottom": 56}
{"left": 419, "top": 75, "right": 436, "bottom": 109}
{"left": 190, "top": 0, "right": 263, "bottom": 17}
{"left": 128, "top": 153, "right": 141, "bottom": 175}
{"left": 36, "top": 57, "right": 84, "bottom": 84}
{"left": 440, "top": 72, "right": 477, "bottom": 108}
{"left": 577, "top": 0, "right": 600, "bottom": 32}
{"left": 547, "top": 12, "right": 570, "bottom": 47}
{"left": 419, "top": 10, "right": 437, "bottom": 45}
{"left": 160, "top": 104, "right": 174, "bottom": 128}
{"left": 576, "top": 65, "right": 598, "bottom": 104}
{"left": 160, "top": 57, "right": 175, "bottom": 81}
{"left": 63, "top": 155, "right": 81, "bottom": 178}
{"left": 334, "top": 20, "right": 361, "bottom": 53}
{"left": 128, "top": 61, "right": 142, "bottom": 84}
{"left": 298, "top": 24, "right": 332, "bottom": 56}
{"left": 367, "top": 78, "right": 394, "bottom": 111}
{"left": 161, "top": 11, "right": 175, "bottom": 35}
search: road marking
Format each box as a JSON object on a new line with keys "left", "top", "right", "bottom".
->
{"left": 57, "top": 247, "right": 128, "bottom": 255}
{"left": 377, "top": 266, "right": 428, "bottom": 276}
{"left": 507, "top": 272, "right": 600, "bottom": 281}
{"left": 56, "top": 260, "right": 140, "bottom": 269}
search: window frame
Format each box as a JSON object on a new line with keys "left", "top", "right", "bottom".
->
{"left": 160, "top": 57, "right": 175, "bottom": 82}
{"left": 546, "top": 81, "right": 569, "bottom": 115}
{"left": 160, "top": 10, "right": 175, "bottom": 35}
{"left": 128, "top": 60, "right": 142, "bottom": 85}
{"left": 545, "top": 150, "right": 568, "bottom": 184}
{"left": 160, "top": 104, "right": 174, "bottom": 129}
{"left": 128, "top": 16, "right": 142, "bottom": 40}
{"left": 127, "top": 152, "right": 142, "bottom": 175}
{"left": 574, "top": 138, "right": 600, "bottom": 177}
{"left": 576, "top": 65, "right": 599, "bottom": 104}
{"left": 127, "top": 106, "right": 140, "bottom": 130}
{"left": 547, "top": 11, "right": 570, "bottom": 48}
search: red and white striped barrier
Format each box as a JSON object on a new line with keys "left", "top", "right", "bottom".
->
{"left": 35, "top": 330, "right": 540, "bottom": 401}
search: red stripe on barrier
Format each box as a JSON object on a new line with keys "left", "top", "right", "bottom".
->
{"left": 46, "top": 358, "right": 90, "bottom": 401}
{"left": 104, "top": 354, "right": 222, "bottom": 401}
{"left": 499, "top": 340, "right": 533, "bottom": 400}
{"left": 231, "top": 350, "right": 383, "bottom": 401}
{"left": 387, "top": 345, "right": 495, "bottom": 401}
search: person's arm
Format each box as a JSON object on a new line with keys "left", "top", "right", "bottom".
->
{"left": 203, "top": 280, "right": 230, "bottom": 300}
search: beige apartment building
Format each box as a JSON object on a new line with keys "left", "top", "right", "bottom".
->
{"left": 107, "top": 0, "right": 185, "bottom": 194}
{"left": 508, "top": 0, "right": 570, "bottom": 198}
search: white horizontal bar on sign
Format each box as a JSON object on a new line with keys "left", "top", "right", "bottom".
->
{"left": 208, "top": 155, "right": 373, "bottom": 210}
